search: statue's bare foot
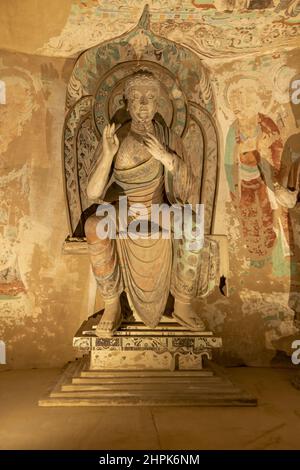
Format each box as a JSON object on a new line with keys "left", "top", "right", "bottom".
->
{"left": 95, "top": 297, "right": 122, "bottom": 337}
{"left": 173, "top": 299, "right": 206, "bottom": 331}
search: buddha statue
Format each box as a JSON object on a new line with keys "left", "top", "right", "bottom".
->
{"left": 84, "top": 70, "right": 206, "bottom": 337}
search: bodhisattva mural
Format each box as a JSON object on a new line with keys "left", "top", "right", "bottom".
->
{"left": 284, "top": 75, "right": 300, "bottom": 204}
{"left": 272, "top": 74, "right": 300, "bottom": 321}
{"left": 224, "top": 76, "right": 293, "bottom": 268}
{"left": 62, "top": 6, "right": 224, "bottom": 338}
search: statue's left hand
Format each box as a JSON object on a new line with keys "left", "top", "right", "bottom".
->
{"left": 144, "top": 134, "right": 175, "bottom": 172}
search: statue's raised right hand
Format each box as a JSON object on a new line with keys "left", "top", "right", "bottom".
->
{"left": 102, "top": 123, "right": 119, "bottom": 159}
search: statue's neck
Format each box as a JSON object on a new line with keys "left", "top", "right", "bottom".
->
{"left": 131, "top": 119, "right": 154, "bottom": 135}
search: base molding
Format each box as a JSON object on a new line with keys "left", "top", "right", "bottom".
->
{"left": 39, "top": 356, "right": 257, "bottom": 407}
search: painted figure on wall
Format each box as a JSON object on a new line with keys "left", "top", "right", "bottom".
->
{"left": 282, "top": 74, "right": 300, "bottom": 198}
{"left": 0, "top": 69, "right": 37, "bottom": 298}
{"left": 0, "top": 72, "right": 38, "bottom": 159}
{"left": 270, "top": 75, "right": 300, "bottom": 328}
{"left": 272, "top": 84, "right": 300, "bottom": 389}
{"left": 214, "top": 0, "right": 275, "bottom": 11}
{"left": 84, "top": 71, "right": 207, "bottom": 337}
{"left": 224, "top": 77, "right": 292, "bottom": 266}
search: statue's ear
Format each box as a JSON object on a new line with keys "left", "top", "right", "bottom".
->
{"left": 123, "top": 94, "right": 128, "bottom": 111}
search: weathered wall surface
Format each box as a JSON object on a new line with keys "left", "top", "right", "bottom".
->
{"left": 202, "top": 48, "right": 300, "bottom": 365}
{"left": 1, "top": 0, "right": 300, "bottom": 368}
{"left": 0, "top": 50, "right": 93, "bottom": 367}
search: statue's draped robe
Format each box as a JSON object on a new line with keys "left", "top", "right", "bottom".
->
{"left": 110, "top": 122, "right": 194, "bottom": 328}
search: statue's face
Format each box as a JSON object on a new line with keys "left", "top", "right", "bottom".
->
{"left": 127, "top": 83, "right": 159, "bottom": 123}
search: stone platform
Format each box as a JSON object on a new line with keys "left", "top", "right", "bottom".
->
{"left": 73, "top": 315, "right": 223, "bottom": 371}
{"left": 39, "top": 315, "right": 257, "bottom": 407}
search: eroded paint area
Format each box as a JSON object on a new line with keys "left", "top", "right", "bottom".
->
{"left": 0, "top": 51, "right": 91, "bottom": 368}
{"left": 209, "top": 49, "right": 300, "bottom": 364}
{"left": 34, "top": 1, "right": 300, "bottom": 58}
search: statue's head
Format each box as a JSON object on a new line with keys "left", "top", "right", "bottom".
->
{"left": 124, "top": 70, "right": 160, "bottom": 124}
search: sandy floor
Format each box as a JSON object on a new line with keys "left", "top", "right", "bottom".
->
{"left": 0, "top": 367, "right": 300, "bottom": 450}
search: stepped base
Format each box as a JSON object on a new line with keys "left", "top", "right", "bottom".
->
{"left": 39, "top": 357, "right": 257, "bottom": 407}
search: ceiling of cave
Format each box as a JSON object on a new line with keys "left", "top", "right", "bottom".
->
{"left": 1, "top": 0, "right": 300, "bottom": 61}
